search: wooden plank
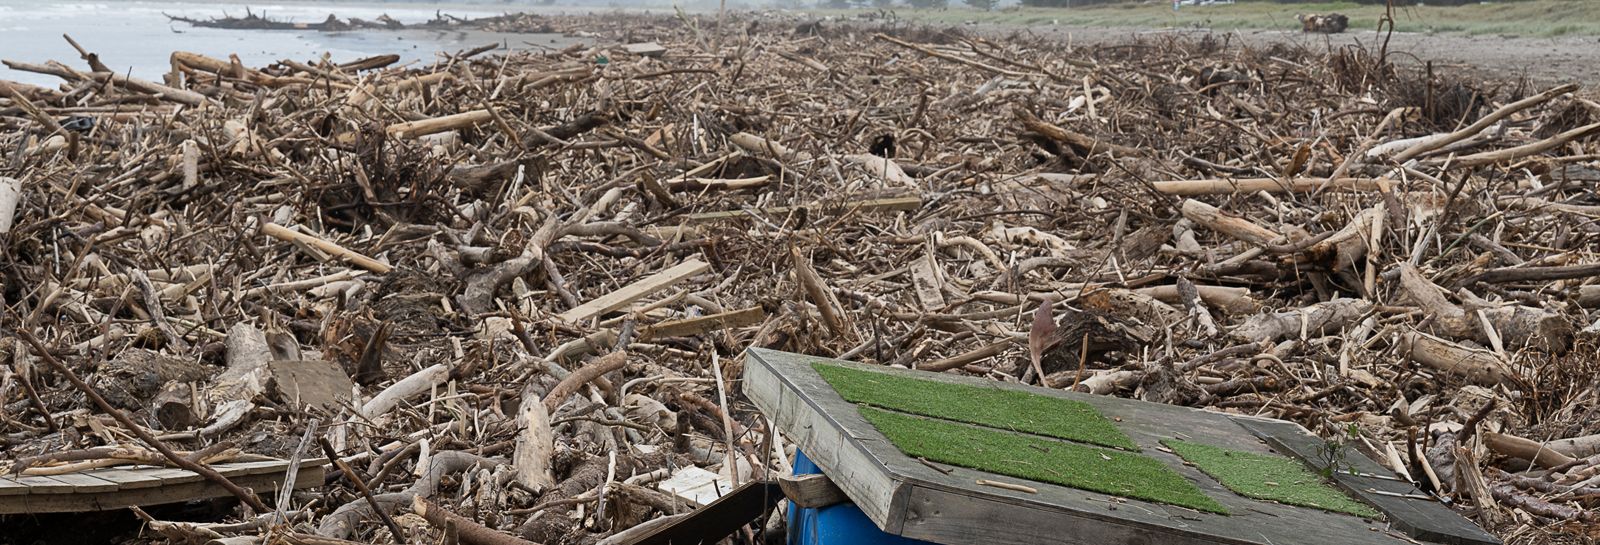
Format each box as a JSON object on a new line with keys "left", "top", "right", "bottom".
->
{"left": 136, "top": 467, "right": 207, "bottom": 486}
{"left": 681, "top": 196, "right": 921, "bottom": 224}
{"left": 626, "top": 481, "right": 784, "bottom": 545}
{"left": 909, "top": 251, "right": 946, "bottom": 311}
{"left": 557, "top": 259, "right": 710, "bottom": 323}
{"left": 76, "top": 468, "right": 164, "bottom": 490}
{"left": 0, "top": 463, "right": 323, "bottom": 514}
{"left": 37, "top": 472, "right": 120, "bottom": 493}
{"left": 10, "top": 475, "right": 77, "bottom": 494}
{"left": 0, "top": 476, "right": 30, "bottom": 496}
{"left": 778, "top": 473, "right": 848, "bottom": 508}
{"left": 641, "top": 306, "right": 765, "bottom": 340}
{"left": 215, "top": 460, "right": 301, "bottom": 477}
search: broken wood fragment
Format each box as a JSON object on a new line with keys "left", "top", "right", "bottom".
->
{"left": 557, "top": 259, "right": 710, "bottom": 324}
{"left": 778, "top": 473, "right": 847, "bottom": 508}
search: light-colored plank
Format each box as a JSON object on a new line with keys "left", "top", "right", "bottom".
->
{"left": 136, "top": 467, "right": 206, "bottom": 486}
{"left": 641, "top": 306, "right": 765, "bottom": 340}
{"left": 909, "top": 251, "right": 946, "bottom": 311}
{"left": 77, "top": 468, "right": 164, "bottom": 490}
{"left": 0, "top": 476, "right": 30, "bottom": 496}
{"left": 39, "top": 472, "right": 120, "bottom": 493}
{"left": 0, "top": 466, "right": 323, "bottom": 514}
{"left": 557, "top": 259, "right": 710, "bottom": 323}
{"left": 12, "top": 475, "right": 79, "bottom": 493}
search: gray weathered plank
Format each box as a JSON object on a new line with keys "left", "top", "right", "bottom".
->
{"left": 0, "top": 476, "right": 30, "bottom": 496}
{"left": 0, "top": 463, "right": 323, "bottom": 514}
{"left": 77, "top": 467, "right": 165, "bottom": 490}
{"left": 37, "top": 472, "right": 121, "bottom": 493}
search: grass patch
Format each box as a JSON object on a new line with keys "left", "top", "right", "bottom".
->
{"left": 862, "top": 407, "right": 1227, "bottom": 514}
{"left": 1164, "top": 440, "right": 1378, "bottom": 518}
{"left": 814, "top": 363, "right": 1137, "bottom": 450}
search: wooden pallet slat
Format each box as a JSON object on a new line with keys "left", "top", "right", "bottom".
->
{"left": 0, "top": 460, "right": 325, "bottom": 514}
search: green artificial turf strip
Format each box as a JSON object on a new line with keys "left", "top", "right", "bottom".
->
{"left": 861, "top": 407, "right": 1228, "bottom": 514}
{"left": 814, "top": 363, "right": 1138, "bottom": 450}
{"left": 1163, "top": 440, "right": 1379, "bottom": 518}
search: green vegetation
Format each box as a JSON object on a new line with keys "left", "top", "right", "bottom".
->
{"left": 1164, "top": 440, "right": 1378, "bottom": 518}
{"left": 807, "top": 1, "right": 1600, "bottom": 38}
{"left": 814, "top": 363, "right": 1137, "bottom": 450}
{"left": 862, "top": 407, "right": 1228, "bottom": 513}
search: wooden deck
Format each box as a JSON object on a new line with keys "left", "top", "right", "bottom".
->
{"left": 743, "top": 348, "right": 1499, "bottom": 545}
{"left": 0, "top": 459, "right": 324, "bottom": 514}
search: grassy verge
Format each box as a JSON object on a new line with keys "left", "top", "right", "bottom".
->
{"left": 815, "top": 363, "right": 1137, "bottom": 450}
{"left": 803, "top": 1, "right": 1600, "bottom": 38}
{"left": 863, "top": 407, "right": 1228, "bottom": 513}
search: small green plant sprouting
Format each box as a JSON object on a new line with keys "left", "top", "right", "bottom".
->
{"left": 1314, "top": 423, "right": 1363, "bottom": 479}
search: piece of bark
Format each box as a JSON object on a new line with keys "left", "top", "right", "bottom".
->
{"left": 1232, "top": 298, "right": 1372, "bottom": 343}
{"left": 92, "top": 349, "right": 210, "bottom": 412}
{"left": 353, "top": 322, "right": 390, "bottom": 386}
{"left": 511, "top": 390, "right": 556, "bottom": 493}
{"left": 268, "top": 360, "right": 356, "bottom": 410}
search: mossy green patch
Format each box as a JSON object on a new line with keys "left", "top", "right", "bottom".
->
{"left": 814, "top": 363, "right": 1137, "bottom": 450}
{"left": 861, "top": 407, "right": 1228, "bottom": 514}
{"left": 1164, "top": 440, "right": 1378, "bottom": 518}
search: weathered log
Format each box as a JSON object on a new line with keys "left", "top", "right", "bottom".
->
{"left": 1398, "top": 331, "right": 1508, "bottom": 385}
{"left": 1232, "top": 298, "right": 1371, "bottom": 343}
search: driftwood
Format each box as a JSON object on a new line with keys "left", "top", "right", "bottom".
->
{"left": 5, "top": 13, "right": 1600, "bottom": 545}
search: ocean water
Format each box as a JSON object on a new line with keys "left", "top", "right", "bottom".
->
{"left": 0, "top": 0, "right": 584, "bottom": 86}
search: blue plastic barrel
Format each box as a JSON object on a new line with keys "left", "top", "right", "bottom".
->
{"left": 787, "top": 450, "right": 935, "bottom": 545}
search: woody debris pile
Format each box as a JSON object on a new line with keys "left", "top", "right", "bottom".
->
{"left": 3, "top": 11, "right": 1600, "bottom": 545}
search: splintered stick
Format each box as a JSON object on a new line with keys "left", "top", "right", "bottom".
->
{"left": 260, "top": 223, "right": 392, "bottom": 274}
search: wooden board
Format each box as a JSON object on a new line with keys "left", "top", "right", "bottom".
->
{"left": 742, "top": 348, "right": 1499, "bottom": 545}
{"left": 557, "top": 259, "right": 710, "bottom": 323}
{"left": 641, "top": 306, "right": 766, "bottom": 340}
{"left": 0, "top": 459, "right": 325, "bottom": 514}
